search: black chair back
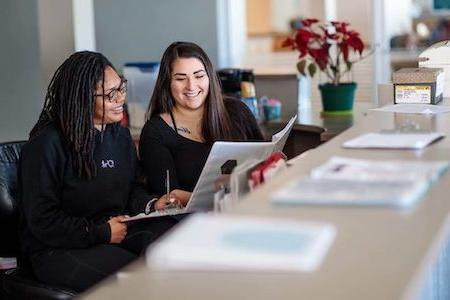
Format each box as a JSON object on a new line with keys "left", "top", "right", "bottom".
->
{"left": 0, "top": 141, "right": 25, "bottom": 257}
{"left": 0, "top": 141, "right": 77, "bottom": 299}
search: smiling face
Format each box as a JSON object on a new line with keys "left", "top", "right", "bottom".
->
{"left": 170, "top": 57, "right": 209, "bottom": 112}
{"left": 93, "top": 66, "right": 125, "bottom": 128}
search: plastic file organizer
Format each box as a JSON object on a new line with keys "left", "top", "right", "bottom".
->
{"left": 123, "top": 62, "right": 159, "bottom": 130}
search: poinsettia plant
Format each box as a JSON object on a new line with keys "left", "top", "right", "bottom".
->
{"left": 283, "top": 18, "right": 365, "bottom": 85}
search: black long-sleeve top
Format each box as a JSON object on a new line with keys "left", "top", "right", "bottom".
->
{"left": 19, "top": 122, "right": 152, "bottom": 255}
{"left": 139, "top": 98, "right": 264, "bottom": 195}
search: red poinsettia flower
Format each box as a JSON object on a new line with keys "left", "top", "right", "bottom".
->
{"left": 282, "top": 18, "right": 366, "bottom": 85}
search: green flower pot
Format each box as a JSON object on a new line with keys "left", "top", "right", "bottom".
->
{"left": 318, "top": 82, "right": 357, "bottom": 113}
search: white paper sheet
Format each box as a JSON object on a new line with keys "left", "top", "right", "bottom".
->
{"left": 311, "top": 156, "right": 450, "bottom": 182}
{"left": 371, "top": 104, "right": 450, "bottom": 114}
{"left": 272, "top": 178, "right": 429, "bottom": 208}
{"left": 342, "top": 132, "right": 445, "bottom": 149}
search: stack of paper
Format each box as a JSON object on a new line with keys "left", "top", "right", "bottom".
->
{"left": 146, "top": 214, "right": 336, "bottom": 272}
{"left": 272, "top": 178, "right": 428, "bottom": 208}
{"left": 271, "top": 157, "right": 449, "bottom": 209}
{"left": 311, "top": 157, "right": 449, "bottom": 182}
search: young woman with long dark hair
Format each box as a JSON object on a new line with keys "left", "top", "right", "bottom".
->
{"left": 139, "top": 41, "right": 264, "bottom": 210}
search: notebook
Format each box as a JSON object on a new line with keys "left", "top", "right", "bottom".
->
{"left": 124, "top": 116, "right": 297, "bottom": 221}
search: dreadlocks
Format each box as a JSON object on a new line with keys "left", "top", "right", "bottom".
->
{"left": 30, "top": 51, "right": 114, "bottom": 179}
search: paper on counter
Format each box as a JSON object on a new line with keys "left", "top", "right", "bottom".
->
{"left": 371, "top": 104, "right": 450, "bottom": 114}
{"left": 271, "top": 177, "right": 429, "bottom": 209}
{"left": 271, "top": 156, "right": 448, "bottom": 209}
{"left": 342, "top": 132, "right": 445, "bottom": 149}
{"left": 311, "top": 156, "right": 450, "bottom": 182}
{"left": 146, "top": 214, "right": 336, "bottom": 272}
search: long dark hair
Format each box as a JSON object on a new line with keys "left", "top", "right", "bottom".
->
{"left": 30, "top": 51, "right": 115, "bottom": 179}
{"left": 146, "top": 41, "right": 233, "bottom": 142}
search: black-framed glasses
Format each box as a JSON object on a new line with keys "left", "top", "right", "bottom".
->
{"left": 95, "top": 79, "right": 128, "bottom": 103}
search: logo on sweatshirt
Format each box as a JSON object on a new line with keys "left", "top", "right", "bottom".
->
{"left": 101, "top": 159, "right": 115, "bottom": 168}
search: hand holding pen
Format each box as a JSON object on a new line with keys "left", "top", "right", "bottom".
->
{"left": 153, "top": 170, "right": 182, "bottom": 211}
{"left": 164, "top": 169, "right": 180, "bottom": 209}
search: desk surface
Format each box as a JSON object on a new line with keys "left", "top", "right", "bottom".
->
{"left": 82, "top": 104, "right": 450, "bottom": 300}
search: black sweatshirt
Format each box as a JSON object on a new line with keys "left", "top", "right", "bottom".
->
{"left": 19, "top": 123, "right": 152, "bottom": 256}
{"left": 139, "top": 98, "right": 265, "bottom": 195}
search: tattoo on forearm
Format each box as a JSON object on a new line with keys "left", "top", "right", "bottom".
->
{"left": 177, "top": 127, "right": 191, "bottom": 134}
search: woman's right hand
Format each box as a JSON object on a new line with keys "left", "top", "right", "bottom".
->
{"left": 108, "top": 216, "right": 128, "bottom": 244}
{"left": 153, "top": 193, "right": 183, "bottom": 211}
{"left": 170, "top": 189, "right": 191, "bottom": 206}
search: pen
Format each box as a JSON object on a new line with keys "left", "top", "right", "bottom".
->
{"left": 166, "top": 169, "right": 176, "bottom": 207}
{"left": 166, "top": 169, "right": 170, "bottom": 202}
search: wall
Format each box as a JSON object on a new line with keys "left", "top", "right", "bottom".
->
{"left": 0, "top": 0, "right": 43, "bottom": 141}
{"left": 38, "top": 0, "right": 75, "bottom": 86}
{"left": 385, "top": 0, "right": 413, "bottom": 38}
{"left": 93, "top": 0, "right": 220, "bottom": 71}
{"left": 247, "top": 0, "right": 307, "bottom": 34}
{"left": 247, "top": 0, "right": 272, "bottom": 35}
{"left": 336, "top": 0, "right": 372, "bottom": 43}
{"left": 271, "top": 0, "right": 304, "bottom": 32}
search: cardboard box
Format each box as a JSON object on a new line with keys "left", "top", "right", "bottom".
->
{"left": 393, "top": 67, "right": 444, "bottom": 104}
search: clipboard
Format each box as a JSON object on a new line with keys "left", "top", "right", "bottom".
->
{"left": 186, "top": 115, "right": 296, "bottom": 212}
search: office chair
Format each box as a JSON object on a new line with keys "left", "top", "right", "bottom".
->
{"left": 0, "top": 141, "right": 77, "bottom": 300}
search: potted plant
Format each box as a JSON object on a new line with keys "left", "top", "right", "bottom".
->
{"left": 283, "top": 18, "right": 366, "bottom": 112}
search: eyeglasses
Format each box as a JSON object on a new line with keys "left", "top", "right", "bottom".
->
{"left": 95, "top": 79, "right": 128, "bottom": 103}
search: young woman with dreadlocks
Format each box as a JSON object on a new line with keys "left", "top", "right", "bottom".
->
{"left": 19, "top": 51, "right": 179, "bottom": 292}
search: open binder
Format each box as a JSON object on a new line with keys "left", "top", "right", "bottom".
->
{"left": 188, "top": 115, "right": 295, "bottom": 213}
{"left": 124, "top": 115, "right": 297, "bottom": 221}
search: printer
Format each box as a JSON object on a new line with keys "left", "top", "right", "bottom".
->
{"left": 419, "top": 40, "right": 450, "bottom": 98}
